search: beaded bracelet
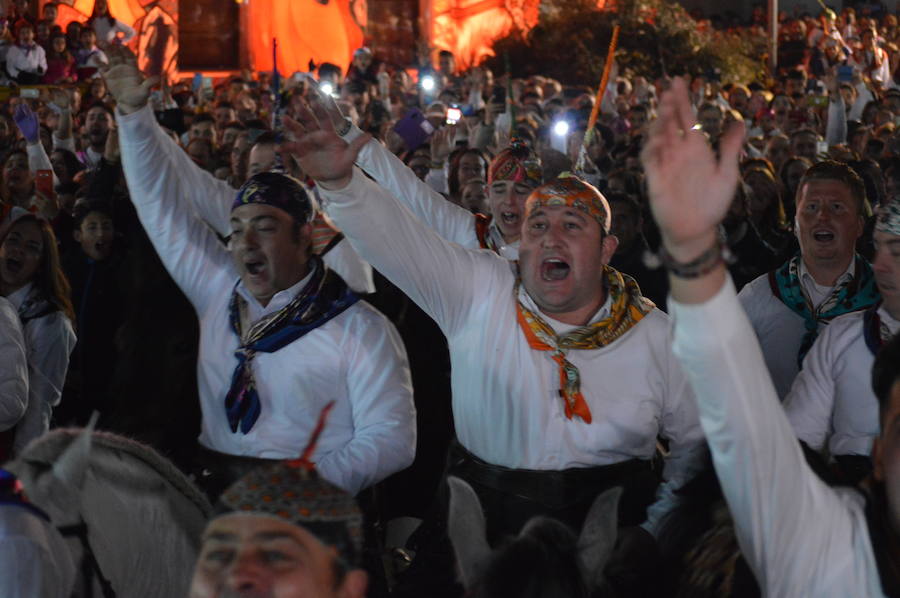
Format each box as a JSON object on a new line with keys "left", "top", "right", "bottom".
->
{"left": 658, "top": 237, "right": 733, "bottom": 279}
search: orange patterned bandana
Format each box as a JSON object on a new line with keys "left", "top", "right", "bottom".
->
{"left": 488, "top": 139, "right": 542, "bottom": 186}
{"left": 525, "top": 174, "right": 611, "bottom": 233}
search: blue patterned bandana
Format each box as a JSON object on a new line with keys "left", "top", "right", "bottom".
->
{"left": 232, "top": 172, "right": 316, "bottom": 224}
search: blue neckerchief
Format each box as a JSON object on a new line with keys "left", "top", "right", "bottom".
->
{"left": 224, "top": 256, "right": 359, "bottom": 433}
{"left": 768, "top": 253, "right": 880, "bottom": 368}
{"left": 863, "top": 303, "right": 895, "bottom": 357}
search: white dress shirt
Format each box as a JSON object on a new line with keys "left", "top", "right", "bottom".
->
{"left": 785, "top": 306, "right": 900, "bottom": 457}
{"left": 117, "top": 105, "right": 374, "bottom": 294}
{"left": 320, "top": 168, "right": 706, "bottom": 535}
{"left": 671, "top": 276, "right": 885, "bottom": 597}
{"left": 5, "top": 43, "right": 46, "bottom": 79}
{"left": 91, "top": 17, "right": 135, "bottom": 45}
{"left": 6, "top": 284, "right": 76, "bottom": 454}
{"left": 738, "top": 257, "right": 856, "bottom": 399}
{"left": 0, "top": 297, "right": 28, "bottom": 432}
{"left": 117, "top": 110, "right": 416, "bottom": 495}
{"left": 344, "top": 125, "right": 522, "bottom": 260}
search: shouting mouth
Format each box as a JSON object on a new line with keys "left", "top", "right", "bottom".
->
{"left": 4, "top": 257, "right": 22, "bottom": 275}
{"left": 244, "top": 259, "right": 266, "bottom": 278}
{"left": 500, "top": 211, "right": 519, "bottom": 226}
{"left": 812, "top": 229, "right": 835, "bottom": 243}
{"left": 541, "top": 258, "right": 571, "bottom": 281}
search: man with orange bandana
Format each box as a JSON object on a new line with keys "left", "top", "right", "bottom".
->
{"left": 282, "top": 102, "right": 705, "bottom": 550}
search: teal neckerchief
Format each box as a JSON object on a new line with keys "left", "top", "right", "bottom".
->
{"left": 768, "top": 254, "right": 880, "bottom": 367}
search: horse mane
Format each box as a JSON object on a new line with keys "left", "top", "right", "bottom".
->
{"left": 19, "top": 428, "right": 211, "bottom": 517}
{"left": 470, "top": 517, "right": 593, "bottom": 598}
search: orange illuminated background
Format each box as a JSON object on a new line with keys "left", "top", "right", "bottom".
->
{"left": 43, "top": 0, "right": 364, "bottom": 79}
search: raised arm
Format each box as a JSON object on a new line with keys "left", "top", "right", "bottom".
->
{"left": 642, "top": 78, "right": 859, "bottom": 594}
{"left": 312, "top": 83, "right": 480, "bottom": 249}
{"left": 282, "top": 98, "right": 501, "bottom": 336}
{"left": 0, "top": 300, "right": 28, "bottom": 433}
{"left": 104, "top": 51, "right": 235, "bottom": 314}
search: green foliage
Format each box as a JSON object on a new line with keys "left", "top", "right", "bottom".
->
{"left": 484, "top": 0, "right": 766, "bottom": 86}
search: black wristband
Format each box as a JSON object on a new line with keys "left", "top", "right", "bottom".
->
{"left": 659, "top": 238, "right": 731, "bottom": 279}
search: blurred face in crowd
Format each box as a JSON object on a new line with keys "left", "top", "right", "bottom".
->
{"left": 609, "top": 200, "right": 640, "bottom": 251}
{"left": 247, "top": 143, "right": 276, "bottom": 178}
{"left": 519, "top": 203, "right": 617, "bottom": 324}
{"left": 460, "top": 179, "right": 487, "bottom": 214}
{"left": 189, "top": 514, "right": 366, "bottom": 598}
{"left": 36, "top": 21, "right": 49, "bottom": 41}
{"left": 187, "top": 139, "right": 215, "bottom": 172}
{"left": 407, "top": 154, "right": 430, "bottom": 181}
{"left": 52, "top": 35, "right": 66, "bottom": 54}
{"left": 80, "top": 28, "right": 96, "bottom": 49}
{"left": 75, "top": 211, "right": 114, "bottom": 261}
{"left": 17, "top": 25, "right": 34, "bottom": 45}
{"left": 795, "top": 179, "right": 864, "bottom": 271}
{"left": 190, "top": 119, "right": 216, "bottom": 145}
{"left": 439, "top": 52, "right": 456, "bottom": 75}
{"left": 85, "top": 107, "right": 112, "bottom": 149}
{"left": 3, "top": 152, "right": 32, "bottom": 195}
{"left": 214, "top": 106, "right": 236, "bottom": 131}
{"left": 790, "top": 131, "right": 819, "bottom": 161}
{"left": 228, "top": 205, "right": 311, "bottom": 306}
{"left": 457, "top": 153, "right": 485, "bottom": 188}
{"left": 766, "top": 136, "right": 791, "bottom": 171}
{"left": 221, "top": 125, "right": 242, "bottom": 152}
{"left": 0, "top": 219, "right": 43, "bottom": 294}
{"left": 231, "top": 134, "right": 250, "bottom": 176}
{"left": 43, "top": 3, "right": 57, "bottom": 22}
{"left": 872, "top": 228, "right": 900, "bottom": 313}
{"left": 489, "top": 179, "right": 538, "bottom": 243}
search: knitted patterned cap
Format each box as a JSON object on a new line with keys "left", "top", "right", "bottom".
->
{"left": 876, "top": 198, "right": 900, "bottom": 236}
{"left": 232, "top": 172, "right": 317, "bottom": 225}
{"left": 525, "top": 173, "right": 612, "bottom": 233}
{"left": 488, "top": 139, "right": 543, "bottom": 187}
{"left": 215, "top": 403, "right": 363, "bottom": 564}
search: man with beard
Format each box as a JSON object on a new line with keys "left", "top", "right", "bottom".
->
{"left": 54, "top": 104, "right": 113, "bottom": 171}
{"left": 646, "top": 75, "right": 900, "bottom": 598}
{"left": 284, "top": 99, "right": 705, "bottom": 558}
{"left": 738, "top": 161, "right": 880, "bottom": 399}
{"left": 783, "top": 198, "right": 900, "bottom": 484}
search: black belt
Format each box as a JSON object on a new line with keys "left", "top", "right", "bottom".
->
{"left": 448, "top": 442, "right": 655, "bottom": 511}
{"left": 192, "top": 445, "right": 280, "bottom": 501}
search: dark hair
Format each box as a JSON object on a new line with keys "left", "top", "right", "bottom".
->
{"left": 797, "top": 160, "right": 870, "bottom": 216}
{"left": 874, "top": 334, "right": 900, "bottom": 422}
{"left": 191, "top": 113, "right": 215, "bottom": 127}
{"left": 1, "top": 214, "right": 74, "bottom": 323}
{"left": 744, "top": 167, "right": 788, "bottom": 230}
{"left": 88, "top": 0, "right": 116, "bottom": 28}
{"left": 318, "top": 63, "right": 342, "bottom": 81}
{"left": 449, "top": 148, "right": 488, "bottom": 198}
{"left": 470, "top": 518, "right": 589, "bottom": 598}
{"left": 72, "top": 199, "right": 114, "bottom": 228}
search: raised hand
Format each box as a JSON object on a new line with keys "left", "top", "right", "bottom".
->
{"left": 102, "top": 44, "right": 158, "bottom": 114}
{"left": 281, "top": 96, "right": 370, "bottom": 190}
{"left": 13, "top": 103, "right": 39, "bottom": 144}
{"left": 430, "top": 125, "right": 454, "bottom": 165}
{"left": 306, "top": 79, "right": 347, "bottom": 131}
{"left": 641, "top": 77, "right": 743, "bottom": 261}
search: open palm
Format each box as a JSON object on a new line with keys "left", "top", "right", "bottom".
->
{"left": 641, "top": 78, "right": 743, "bottom": 251}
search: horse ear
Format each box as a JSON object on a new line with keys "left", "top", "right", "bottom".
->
{"left": 447, "top": 476, "right": 491, "bottom": 590}
{"left": 51, "top": 412, "right": 98, "bottom": 490}
{"left": 577, "top": 486, "right": 622, "bottom": 590}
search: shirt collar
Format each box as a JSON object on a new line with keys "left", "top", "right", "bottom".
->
{"left": 799, "top": 256, "right": 856, "bottom": 290}
{"left": 519, "top": 284, "right": 613, "bottom": 337}
{"left": 488, "top": 220, "right": 519, "bottom": 261}
{"left": 5, "top": 283, "right": 33, "bottom": 311}
{"left": 236, "top": 268, "right": 314, "bottom": 320}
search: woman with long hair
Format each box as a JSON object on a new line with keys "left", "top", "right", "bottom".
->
{"left": 88, "top": 0, "right": 135, "bottom": 47}
{"left": 1, "top": 150, "right": 34, "bottom": 208}
{"left": 0, "top": 209, "right": 76, "bottom": 455}
{"left": 42, "top": 32, "right": 76, "bottom": 84}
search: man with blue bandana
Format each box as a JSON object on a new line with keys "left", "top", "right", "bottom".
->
{"left": 106, "top": 63, "right": 416, "bottom": 500}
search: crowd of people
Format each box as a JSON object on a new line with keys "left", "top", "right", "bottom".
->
{"left": 0, "top": 0, "right": 899, "bottom": 596}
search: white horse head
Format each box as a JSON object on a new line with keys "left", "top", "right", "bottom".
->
{"left": 447, "top": 476, "right": 621, "bottom": 597}
{"left": 7, "top": 427, "right": 211, "bottom": 598}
